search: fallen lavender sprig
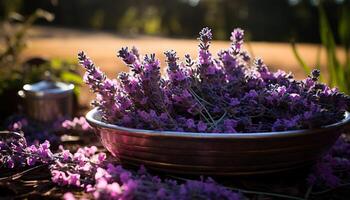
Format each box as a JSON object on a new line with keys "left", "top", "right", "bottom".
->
{"left": 79, "top": 27, "right": 350, "bottom": 133}
{"left": 0, "top": 132, "right": 53, "bottom": 168}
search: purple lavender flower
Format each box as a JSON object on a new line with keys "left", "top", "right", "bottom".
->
{"left": 229, "top": 98, "right": 240, "bottom": 106}
{"left": 63, "top": 192, "right": 76, "bottom": 200}
{"left": 197, "top": 121, "right": 207, "bottom": 132}
{"left": 79, "top": 51, "right": 127, "bottom": 122}
{"left": 0, "top": 133, "right": 53, "bottom": 169}
{"left": 223, "top": 119, "right": 238, "bottom": 133}
{"left": 117, "top": 47, "right": 142, "bottom": 74}
{"left": 186, "top": 119, "right": 196, "bottom": 129}
{"left": 198, "top": 27, "right": 213, "bottom": 48}
{"left": 230, "top": 28, "right": 244, "bottom": 54}
{"left": 165, "top": 50, "right": 179, "bottom": 70}
{"left": 62, "top": 117, "right": 92, "bottom": 131}
{"left": 198, "top": 27, "right": 213, "bottom": 70}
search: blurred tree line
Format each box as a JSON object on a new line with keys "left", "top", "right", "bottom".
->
{"left": 0, "top": 0, "right": 348, "bottom": 43}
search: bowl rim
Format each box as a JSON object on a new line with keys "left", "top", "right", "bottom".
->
{"left": 86, "top": 107, "right": 350, "bottom": 139}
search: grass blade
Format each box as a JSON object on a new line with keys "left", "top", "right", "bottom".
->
{"left": 318, "top": 4, "right": 341, "bottom": 89}
{"left": 291, "top": 42, "right": 311, "bottom": 75}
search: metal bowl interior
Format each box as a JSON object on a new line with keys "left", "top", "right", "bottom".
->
{"left": 86, "top": 108, "right": 350, "bottom": 175}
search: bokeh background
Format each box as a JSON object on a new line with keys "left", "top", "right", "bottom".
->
{"left": 0, "top": 0, "right": 349, "bottom": 119}
{"left": 1, "top": 0, "right": 347, "bottom": 42}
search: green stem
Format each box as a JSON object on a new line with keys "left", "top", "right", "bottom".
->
{"left": 188, "top": 88, "right": 216, "bottom": 125}
{"left": 209, "top": 111, "right": 227, "bottom": 129}
{"left": 291, "top": 42, "right": 311, "bottom": 75}
{"left": 0, "top": 164, "right": 48, "bottom": 181}
{"left": 188, "top": 88, "right": 214, "bottom": 106}
{"left": 304, "top": 185, "right": 313, "bottom": 200}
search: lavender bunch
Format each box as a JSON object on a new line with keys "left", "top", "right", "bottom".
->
{"left": 79, "top": 27, "right": 350, "bottom": 133}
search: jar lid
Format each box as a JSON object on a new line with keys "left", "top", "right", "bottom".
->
{"left": 23, "top": 80, "right": 74, "bottom": 97}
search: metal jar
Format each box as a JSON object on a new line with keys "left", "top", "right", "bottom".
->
{"left": 18, "top": 81, "right": 74, "bottom": 122}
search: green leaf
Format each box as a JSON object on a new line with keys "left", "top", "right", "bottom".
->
{"left": 60, "top": 71, "right": 82, "bottom": 96}
{"left": 60, "top": 71, "right": 83, "bottom": 85}
{"left": 50, "top": 59, "right": 63, "bottom": 70}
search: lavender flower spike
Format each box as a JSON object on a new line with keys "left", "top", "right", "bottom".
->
{"left": 78, "top": 51, "right": 122, "bottom": 121}
{"left": 117, "top": 47, "right": 142, "bottom": 74}
{"left": 164, "top": 50, "right": 179, "bottom": 71}
{"left": 198, "top": 27, "right": 213, "bottom": 71}
{"left": 78, "top": 51, "right": 107, "bottom": 94}
{"left": 198, "top": 27, "right": 212, "bottom": 50}
{"left": 230, "top": 28, "right": 244, "bottom": 53}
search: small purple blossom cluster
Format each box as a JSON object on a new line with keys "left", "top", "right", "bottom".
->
{"left": 50, "top": 145, "right": 106, "bottom": 188}
{"left": 61, "top": 117, "right": 92, "bottom": 132}
{"left": 79, "top": 27, "right": 350, "bottom": 133}
{"left": 307, "top": 135, "right": 350, "bottom": 189}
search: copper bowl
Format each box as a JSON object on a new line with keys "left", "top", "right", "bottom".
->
{"left": 86, "top": 108, "right": 350, "bottom": 175}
